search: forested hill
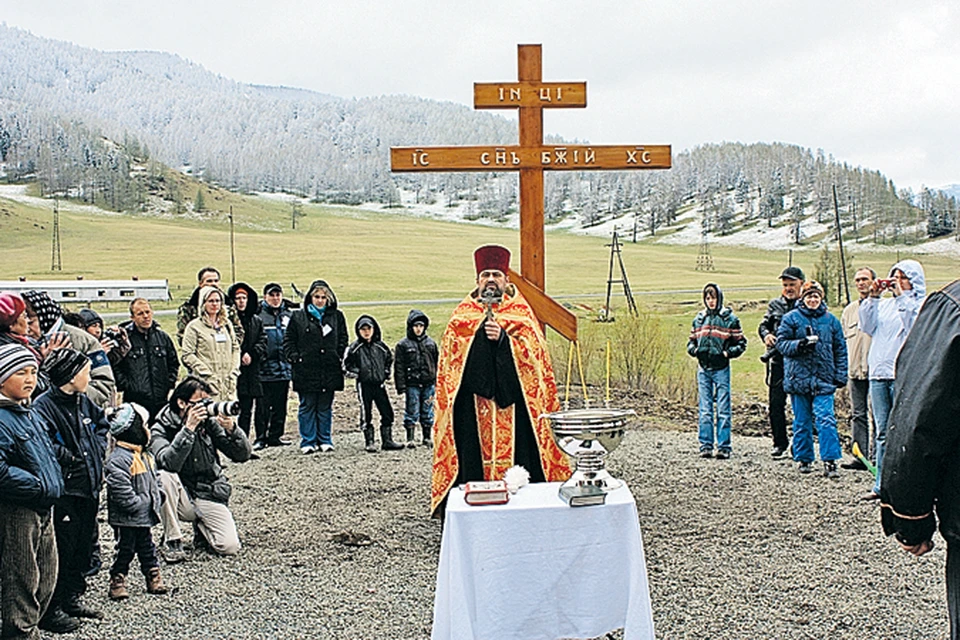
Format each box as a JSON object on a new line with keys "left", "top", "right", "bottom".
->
{"left": 0, "top": 24, "right": 957, "bottom": 247}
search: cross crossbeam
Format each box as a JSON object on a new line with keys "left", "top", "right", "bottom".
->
{"left": 390, "top": 44, "right": 672, "bottom": 341}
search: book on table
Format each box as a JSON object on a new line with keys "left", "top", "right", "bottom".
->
{"left": 463, "top": 480, "right": 509, "bottom": 505}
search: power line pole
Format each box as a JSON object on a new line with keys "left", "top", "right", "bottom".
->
{"left": 833, "top": 185, "right": 851, "bottom": 305}
{"left": 228, "top": 206, "right": 236, "bottom": 283}
{"left": 602, "top": 229, "right": 638, "bottom": 320}
{"left": 51, "top": 197, "right": 62, "bottom": 271}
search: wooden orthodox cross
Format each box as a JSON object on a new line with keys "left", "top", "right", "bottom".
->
{"left": 391, "top": 44, "right": 671, "bottom": 341}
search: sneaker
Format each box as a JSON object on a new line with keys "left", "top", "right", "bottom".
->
{"left": 715, "top": 450, "right": 731, "bottom": 460}
{"left": 699, "top": 449, "right": 714, "bottom": 458}
{"left": 267, "top": 437, "right": 292, "bottom": 447}
{"left": 319, "top": 443, "right": 334, "bottom": 453}
{"left": 300, "top": 445, "right": 317, "bottom": 455}
{"left": 252, "top": 441, "right": 268, "bottom": 451}
{"left": 798, "top": 461, "right": 813, "bottom": 474}
{"left": 859, "top": 490, "right": 881, "bottom": 502}
{"left": 823, "top": 460, "right": 840, "bottom": 479}
{"left": 161, "top": 539, "right": 186, "bottom": 564}
{"left": 771, "top": 446, "right": 786, "bottom": 459}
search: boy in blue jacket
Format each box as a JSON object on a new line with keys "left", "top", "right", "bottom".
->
{"left": 0, "top": 344, "right": 65, "bottom": 637}
{"left": 687, "top": 283, "right": 747, "bottom": 459}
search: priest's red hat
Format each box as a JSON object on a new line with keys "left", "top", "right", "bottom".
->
{"left": 474, "top": 245, "right": 510, "bottom": 274}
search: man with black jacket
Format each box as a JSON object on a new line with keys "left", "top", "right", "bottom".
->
{"left": 115, "top": 298, "right": 179, "bottom": 419}
{"left": 253, "top": 283, "right": 293, "bottom": 449}
{"left": 880, "top": 278, "right": 960, "bottom": 639}
{"left": 151, "top": 377, "right": 252, "bottom": 558}
{"left": 758, "top": 266, "right": 805, "bottom": 458}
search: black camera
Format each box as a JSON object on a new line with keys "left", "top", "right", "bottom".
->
{"left": 198, "top": 398, "right": 241, "bottom": 417}
{"left": 760, "top": 347, "right": 777, "bottom": 363}
{"left": 103, "top": 327, "right": 124, "bottom": 343}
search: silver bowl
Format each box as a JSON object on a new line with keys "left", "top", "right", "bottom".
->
{"left": 541, "top": 408, "right": 635, "bottom": 492}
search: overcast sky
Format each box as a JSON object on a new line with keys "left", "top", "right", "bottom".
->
{"left": 2, "top": 1, "right": 957, "bottom": 191}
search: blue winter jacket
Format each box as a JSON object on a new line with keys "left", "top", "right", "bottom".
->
{"left": 256, "top": 300, "right": 292, "bottom": 382}
{"left": 0, "top": 397, "right": 64, "bottom": 513}
{"left": 776, "top": 302, "right": 848, "bottom": 396}
{"left": 858, "top": 259, "right": 926, "bottom": 380}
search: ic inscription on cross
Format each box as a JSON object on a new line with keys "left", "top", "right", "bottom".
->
{"left": 391, "top": 44, "right": 671, "bottom": 340}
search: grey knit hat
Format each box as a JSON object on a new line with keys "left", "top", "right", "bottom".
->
{"left": 0, "top": 344, "right": 38, "bottom": 385}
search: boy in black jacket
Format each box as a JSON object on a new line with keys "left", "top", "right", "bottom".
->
{"left": 33, "top": 348, "right": 109, "bottom": 626}
{"left": 394, "top": 309, "right": 438, "bottom": 448}
{"left": 344, "top": 315, "right": 404, "bottom": 452}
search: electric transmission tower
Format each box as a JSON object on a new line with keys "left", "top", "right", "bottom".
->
{"left": 602, "top": 229, "right": 638, "bottom": 320}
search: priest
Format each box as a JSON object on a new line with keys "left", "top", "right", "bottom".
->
{"left": 431, "top": 245, "right": 570, "bottom": 516}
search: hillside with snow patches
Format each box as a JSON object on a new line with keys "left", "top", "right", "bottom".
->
{"left": 0, "top": 24, "right": 958, "bottom": 255}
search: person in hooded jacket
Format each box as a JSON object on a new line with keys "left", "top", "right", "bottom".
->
{"left": 879, "top": 278, "right": 960, "bottom": 639}
{"left": 180, "top": 287, "right": 241, "bottom": 401}
{"left": 282, "top": 280, "right": 347, "bottom": 454}
{"left": 175, "top": 267, "right": 244, "bottom": 346}
{"left": 394, "top": 309, "right": 439, "bottom": 448}
{"left": 687, "top": 283, "right": 747, "bottom": 459}
{"left": 858, "top": 258, "right": 926, "bottom": 500}
{"left": 776, "top": 281, "right": 848, "bottom": 478}
{"left": 226, "top": 283, "right": 267, "bottom": 439}
{"left": 344, "top": 315, "right": 404, "bottom": 452}
{"left": 253, "top": 283, "right": 293, "bottom": 449}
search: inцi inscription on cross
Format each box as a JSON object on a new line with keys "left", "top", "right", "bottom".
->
{"left": 391, "top": 44, "right": 671, "bottom": 340}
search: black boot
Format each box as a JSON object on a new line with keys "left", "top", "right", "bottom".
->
{"left": 381, "top": 425, "right": 404, "bottom": 451}
{"left": 62, "top": 592, "right": 103, "bottom": 620}
{"left": 363, "top": 426, "right": 377, "bottom": 453}
{"left": 404, "top": 425, "right": 416, "bottom": 449}
{"left": 422, "top": 425, "right": 434, "bottom": 448}
{"left": 39, "top": 606, "right": 81, "bottom": 633}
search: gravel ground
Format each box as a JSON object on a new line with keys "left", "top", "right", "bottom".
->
{"left": 47, "top": 388, "right": 947, "bottom": 640}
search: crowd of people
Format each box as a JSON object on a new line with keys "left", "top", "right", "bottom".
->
{"left": 2, "top": 249, "right": 956, "bottom": 637}
{"left": 0, "top": 265, "right": 440, "bottom": 637}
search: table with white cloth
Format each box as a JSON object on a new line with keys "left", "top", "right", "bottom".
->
{"left": 431, "top": 481, "right": 655, "bottom": 640}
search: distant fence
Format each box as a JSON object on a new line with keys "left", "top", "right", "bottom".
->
{"left": 0, "top": 279, "right": 170, "bottom": 304}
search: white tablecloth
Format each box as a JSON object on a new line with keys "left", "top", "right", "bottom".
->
{"left": 431, "top": 481, "right": 655, "bottom": 640}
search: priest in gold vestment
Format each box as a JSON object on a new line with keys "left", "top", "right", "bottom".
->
{"left": 431, "top": 245, "right": 571, "bottom": 516}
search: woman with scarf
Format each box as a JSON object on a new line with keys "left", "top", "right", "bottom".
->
{"left": 282, "top": 280, "right": 347, "bottom": 454}
{"left": 226, "top": 283, "right": 266, "bottom": 438}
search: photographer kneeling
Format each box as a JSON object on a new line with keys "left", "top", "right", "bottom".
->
{"left": 151, "top": 377, "right": 252, "bottom": 559}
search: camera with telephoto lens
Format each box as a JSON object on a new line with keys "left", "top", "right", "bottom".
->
{"left": 760, "top": 347, "right": 777, "bottom": 363}
{"left": 198, "top": 398, "right": 241, "bottom": 417}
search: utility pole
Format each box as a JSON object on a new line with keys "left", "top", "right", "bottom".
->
{"left": 602, "top": 229, "right": 638, "bottom": 320}
{"left": 51, "top": 197, "right": 62, "bottom": 271}
{"left": 833, "top": 185, "right": 851, "bottom": 305}
{"left": 228, "top": 206, "right": 236, "bottom": 283}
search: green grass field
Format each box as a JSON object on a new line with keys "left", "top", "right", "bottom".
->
{"left": 2, "top": 188, "right": 956, "bottom": 400}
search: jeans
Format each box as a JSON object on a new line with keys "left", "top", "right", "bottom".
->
{"left": 791, "top": 393, "right": 841, "bottom": 463}
{"left": 404, "top": 385, "right": 435, "bottom": 429}
{"left": 697, "top": 366, "right": 731, "bottom": 453}
{"left": 111, "top": 527, "right": 159, "bottom": 577}
{"left": 297, "top": 389, "right": 334, "bottom": 448}
{"left": 870, "top": 379, "right": 895, "bottom": 493}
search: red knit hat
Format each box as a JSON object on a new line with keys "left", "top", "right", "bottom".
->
{"left": 473, "top": 245, "right": 510, "bottom": 274}
{"left": 0, "top": 293, "right": 26, "bottom": 327}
